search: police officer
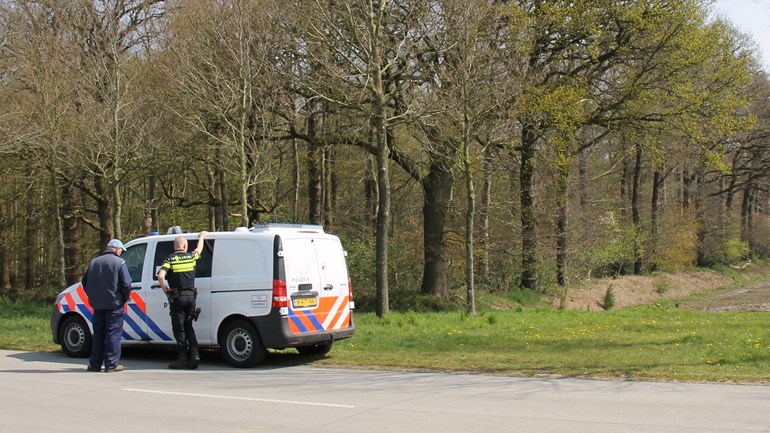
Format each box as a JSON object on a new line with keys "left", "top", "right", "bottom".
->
{"left": 157, "top": 230, "right": 207, "bottom": 369}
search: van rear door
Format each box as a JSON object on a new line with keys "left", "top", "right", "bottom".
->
{"left": 282, "top": 237, "right": 351, "bottom": 335}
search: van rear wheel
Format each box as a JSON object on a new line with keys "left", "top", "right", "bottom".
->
{"left": 220, "top": 319, "right": 266, "bottom": 368}
{"left": 297, "top": 341, "right": 333, "bottom": 356}
{"left": 59, "top": 315, "right": 92, "bottom": 358}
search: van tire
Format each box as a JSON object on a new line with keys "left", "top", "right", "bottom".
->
{"left": 59, "top": 315, "right": 92, "bottom": 358}
{"left": 296, "top": 341, "right": 333, "bottom": 356}
{"left": 220, "top": 319, "right": 266, "bottom": 368}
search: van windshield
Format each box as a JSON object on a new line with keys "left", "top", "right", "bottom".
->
{"left": 122, "top": 243, "right": 147, "bottom": 282}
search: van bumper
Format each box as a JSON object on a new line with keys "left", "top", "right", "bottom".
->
{"left": 253, "top": 309, "right": 355, "bottom": 348}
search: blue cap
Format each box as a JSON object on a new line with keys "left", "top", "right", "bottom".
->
{"left": 107, "top": 239, "right": 124, "bottom": 249}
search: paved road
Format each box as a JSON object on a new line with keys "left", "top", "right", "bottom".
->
{"left": 1, "top": 349, "right": 769, "bottom": 433}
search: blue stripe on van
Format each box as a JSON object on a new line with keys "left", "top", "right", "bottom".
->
{"left": 128, "top": 304, "right": 173, "bottom": 341}
{"left": 303, "top": 311, "right": 324, "bottom": 331}
{"left": 288, "top": 309, "right": 325, "bottom": 333}
{"left": 77, "top": 304, "right": 94, "bottom": 322}
{"left": 289, "top": 313, "right": 308, "bottom": 332}
{"left": 123, "top": 313, "right": 151, "bottom": 341}
{"left": 147, "top": 319, "right": 173, "bottom": 341}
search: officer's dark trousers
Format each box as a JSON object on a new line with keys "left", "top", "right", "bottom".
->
{"left": 169, "top": 292, "right": 197, "bottom": 352}
{"left": 89, "top": 306, "right": 124, "bottom": 370}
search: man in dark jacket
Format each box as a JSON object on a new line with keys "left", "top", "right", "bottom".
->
{"left": 82, "top": 239, "right": 132, "bottom": 372}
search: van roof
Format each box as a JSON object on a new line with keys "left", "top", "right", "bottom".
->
{"left": 125, "top": 224, "right": 329, "bottom": 247}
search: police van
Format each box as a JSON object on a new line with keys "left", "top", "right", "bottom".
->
{"left": 51, "top": 224, "right": 355, "bottom": 367}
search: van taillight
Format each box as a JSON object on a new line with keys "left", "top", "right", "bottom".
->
{"left": 348, "top": 278, "right": 353, "bottom": 299}
{"left": 272, "top": 279, "right": 288, "bottom": 308}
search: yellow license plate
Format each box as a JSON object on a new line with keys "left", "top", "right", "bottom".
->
{"left": 292, "top": 297, "right": 318, "bottom": 308}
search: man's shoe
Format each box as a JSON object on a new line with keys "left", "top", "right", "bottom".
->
{"left": 105, "top": 365, "right": 124, "bottom": 372}
{"left": 86, "top": 365, "right": 101, "bottom": 372}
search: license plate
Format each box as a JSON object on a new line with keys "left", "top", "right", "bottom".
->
{"left": 292, "top": 297, "right": 317, "bottom": 308}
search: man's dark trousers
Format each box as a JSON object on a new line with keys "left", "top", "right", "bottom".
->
{"left": 89, "top": 307, "right": 124, "bottom": 370}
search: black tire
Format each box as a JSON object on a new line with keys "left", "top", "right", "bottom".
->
{"left": 220, "top": 319, "right": 266, "bottom": 368}
{"left": 296, "top": 341, "right": 333, "bottom": 356}
{"left": 59, "top": 315, "right": 92, "bottom": 358}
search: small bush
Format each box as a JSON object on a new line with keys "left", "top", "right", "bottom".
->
{"left": 601, "top": 285, "right": 615, "bottom": 310}
{"left": 654, "top": 280, "right": 670, "bottom": 295}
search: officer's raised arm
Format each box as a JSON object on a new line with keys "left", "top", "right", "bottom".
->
{"left": 194, "top": 231, "right": 208, "bottom": 255}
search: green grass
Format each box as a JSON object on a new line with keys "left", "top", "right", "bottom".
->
{"left": 313, "top": 306, "right": 770, "bottom": 383}
{"left": 3, "top": 296, "right": 769, "bottom": 383}
{"left": 0, "top": 298, "right": 58, "bottom": 353}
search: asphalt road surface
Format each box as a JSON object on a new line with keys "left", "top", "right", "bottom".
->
{"left": 1, "top": 349, "right": 769, "bottom": 433}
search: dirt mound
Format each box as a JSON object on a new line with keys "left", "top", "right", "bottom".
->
{"left": 556, "top": 263, "right": 770, "bottom": 312}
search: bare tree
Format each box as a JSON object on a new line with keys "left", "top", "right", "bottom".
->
{"left": 159, "top": 0, "right": 285, "bottom": 229}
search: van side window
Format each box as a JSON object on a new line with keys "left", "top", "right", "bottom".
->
{"left": 152, "top": 239, "right": 214, "bottom": 279}
{"left": 122, "top": 243, "right": 147, "bottom": 283}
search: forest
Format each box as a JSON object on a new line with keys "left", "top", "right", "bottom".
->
{"left": 0, "top": 0, "right": 769, "bottom": 316}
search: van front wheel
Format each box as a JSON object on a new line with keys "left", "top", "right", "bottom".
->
{"left": 220, "top": 319, "right": 266, "bottom": 368}
{"left": 59, "top": 315, "right": 92, "bottom": 358}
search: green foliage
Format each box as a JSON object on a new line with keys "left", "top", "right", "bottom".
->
{"left": 654, "top": 279, "right": 670, "bottom": 295}
{"left": 700, "top": 237, "right": 750, "bottom": 267}
{"left": 651, "top": 209, "right": 699, "bottom": 272}
{"left": 342, "top": 235, "right": 377, "bottom": 305}
{"left": 575, "top": 213, "right": 637, "bottom": 278}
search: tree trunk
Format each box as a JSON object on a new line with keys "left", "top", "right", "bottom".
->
{"left": 520, "top": 123, "right": 539, "bottom": 291}
{"left": 650, "top": 170, "right": 662, "bottom": 272}
{"left": 61, "top": 174, "right": 81, "bottom": 285}
{"left": 292, "top": 138, "right": 300, "bottom": 222}
{"left": 112, "top": 179, "right": 122, "bottom": 240}
{"left": 464, "top": 134, "right": 476, "bottom": 315}
{"left": 740, "top": 183, "right": 752, "bottom": 251}
{"left": 620, "top": 149, "right": 630, "bottom": 218}
{"left": 420, "top": 164, "right": 453, "bottom": 299}
{"left": 631, "top": 142, "right": 643, "bottom": 275}
{"left": 578, "top": 151, "right": 588, "bottom": 208}
{"left": 555, "top": 172, "right": 569, "bottom": 286}
{"left": 323, "top": 146, "right": 336, "bottom": 231}
{"left": 480, "top": 147, "right": 493, "bottom": 281}
{"left": 218, "top": 167, "right": 230, "bottom": 231}
{"left": 248, "top": 183, "right": 262, "bottom": 225}
{"left": 365, "top": 155, "right": 378, "bottom": 232}
{"left": 0, "top": 203, "right": 10, "bottom": 292}
{"left": 307, "top": 115, "right": 322, "bottom": 225}
{"left": 374, "top": 123, "right": 390, "bottom": 317}
{"left": 0, "top": 226, "right": 9, "bottom": 291}
{"left": 143, "top": 175, "right": 157, "bottom": 235}
{"left": 52, "top": 173, "right": 67, "bottom": 287}
{"left": 94, "top": 175, "right": 113, "bottom": 247}
{"left": 25, "top": 174, "right": 38, "bottom": 290}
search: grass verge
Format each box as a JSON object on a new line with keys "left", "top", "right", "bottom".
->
{"left": 312, "top": 306, "right": 770, "bottom": 383}
{"left": 3, "top": 297, "right": 769, "bottom": 383}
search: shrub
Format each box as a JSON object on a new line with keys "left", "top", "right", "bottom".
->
{"left": 601, "top": 285, "right": 615, "bottom": 310}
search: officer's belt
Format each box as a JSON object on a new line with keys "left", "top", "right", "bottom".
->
{"left": 171, "top": 287, "right": 195, "bottom": 293}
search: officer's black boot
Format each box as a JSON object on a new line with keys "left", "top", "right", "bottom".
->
{"left": 189, "top": 347, "right": 200, "bottom": 370}
{"left": 168, "top": 347, "right": 189, "bottom": 369}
